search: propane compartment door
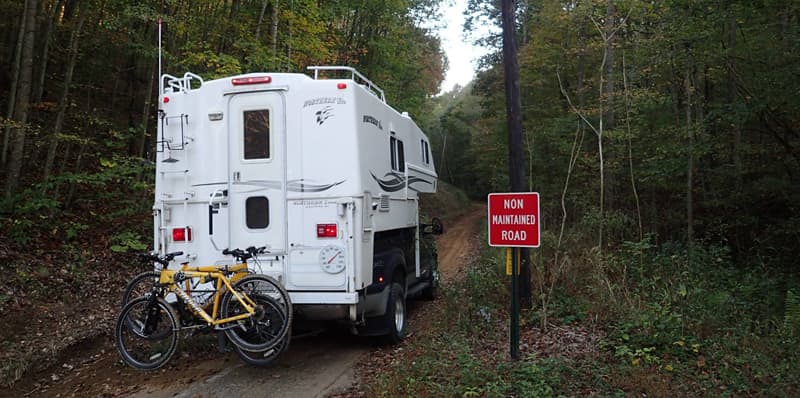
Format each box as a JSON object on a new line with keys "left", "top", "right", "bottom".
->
{"left": 228, "top": 92, "right": 286, "bottom": 254}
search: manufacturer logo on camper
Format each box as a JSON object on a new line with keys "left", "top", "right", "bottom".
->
{"left": 303, "top": 97, "right": 346, "bottom": 108}
{"left": 363, "top": 115, "right": 383, "bottom": 130}
{"left": 316, "top": 106, "right": 334, "bottom": 125}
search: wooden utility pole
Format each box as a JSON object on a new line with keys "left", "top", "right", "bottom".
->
{"left": 501, "top": 0, "right": 532, "bottom": 308}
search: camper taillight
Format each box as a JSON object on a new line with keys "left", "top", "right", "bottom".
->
{"left": 231, "top": 76, "right": 272, "bottom": 85}
{"left": 172, "top": 227, "right": 192, "bottom": 242}
{"left": 317, "top": 224, "right": 337, "bottom": 238}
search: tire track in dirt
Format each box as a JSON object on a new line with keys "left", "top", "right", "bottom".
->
{"left": 436, "top": 204, "right": 487, "bottom": 282}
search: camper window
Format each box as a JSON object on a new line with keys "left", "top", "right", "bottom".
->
{"left": 421, "top": 140, "right": 430, "bottom": 164}
{"left": 245, "top": 196, "right": 270, "bottom": 229}
{"left": 390, "top": 136, "right": 405, "bottom": 172}
{"left": 243, "top": 109, "right": 270, "bottom": 160}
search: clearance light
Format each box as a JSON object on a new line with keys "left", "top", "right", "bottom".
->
{"left": 377, "top": 275, "right": 385, "bottom": 283}
{"left": 337, "top": 83, "right": 347, "bottom": 89}
{"left": 232, "top": 76, "right": 272, "bottom": 85}
{"left": 163, "top": 96, "right": 170, "bottom": 103}
{"left": 316, "top": 223, "right": 337, "bottom": 238}
{"left": 172, "top": 227, "right": 192, "bottom": 242}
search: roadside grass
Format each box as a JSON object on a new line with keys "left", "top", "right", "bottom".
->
{"left": 362, "top": 228, "right": 561, "bottom": 397}
{"left": 361, "top": 224, "right": 800, "bottom": 396}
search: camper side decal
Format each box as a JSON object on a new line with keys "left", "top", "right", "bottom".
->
{"left": 371, "top": 171, "right": 432, "bottom": 192}
{"left": 286, "top": 179, "right": 345, "bottom": 193}
{"left": 193, "top": 179, "right": 344, "bottom": 192}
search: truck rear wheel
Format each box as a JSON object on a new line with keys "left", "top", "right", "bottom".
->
{"left": 383, "top": 282, "right": 407, "bottom": 344}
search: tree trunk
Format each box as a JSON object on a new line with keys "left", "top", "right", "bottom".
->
{"left": 5, "top": 0, "right": 38, "bottom": 199}
{"left": 602, "top": 0, "right": 616, "bottom": 216}
{"left": 685, "top": 56, "right": 695, "bottom": 255}
{"left": 272, "top": 0, "right": 279, "bottom": 68}
{"left": 603, "top": 0, "right": 616, "bottom": 129}
{"left": 136, "top": 61, "right": 157, "bottom": 159}
{"left": 43, "top": 15, "right": 84, "bottom": 181}
{"left": 255, "top": 0, "right": 268, "bottom": 39}
{"left": 622, "top": 51, "right": 643, "bottom": 243}
{"left": 34, "top": 0, "right": 63, "bottom": 103}
{"left": 2, "top": 0, "right": 29, "bottom": 167}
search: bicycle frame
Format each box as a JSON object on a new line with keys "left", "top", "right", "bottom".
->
{"left": 177, "top": 262, "right": 249, "bottom": 298}
{"left": 159, "top": 268, "right": 256, "bottom": 326}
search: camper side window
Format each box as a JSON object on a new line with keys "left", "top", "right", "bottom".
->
{"left": 390, "top": 136, "right": 405, "bottom": 172}
{"left": 245, "top": 196, "right": 270, "bottom": 229}
{"left": 243, "top": 109, "right": 270, "bottom": 160}
{"left": 421, "top": 140, "right": 430, "bottom": 164}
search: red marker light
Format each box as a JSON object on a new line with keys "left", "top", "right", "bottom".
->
{"left": 172, "top": 227, "right": 192, "bottom": 242}
{"left": 316, "top": 223, "right": 337, "bottom": 238}
{"left": 377, "top": 275, "right": 384, "bottom": 283}
{"left": 163, "top": 96, "right": 170, "bottom": 103}
{"left": 337, "top": 83, "right": 347, "bottom": 89}
{"left": 232, "top": 76, "right": 272, "bottom": 85}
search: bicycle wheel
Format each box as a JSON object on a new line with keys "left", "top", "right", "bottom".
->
{"left": 235, "top": 331, "right": 290, "bottom": 367}
{"left": 228, "top": 274, "right": 292, "bottom": 316}
{"left": 221, "top": 288, "right": 290, "bottom": 352}
{"left": 115, "top": 296, "right": 179, "bottom": 370}
{"left": 121, "top": 271, "right": 160, "bottom": 307}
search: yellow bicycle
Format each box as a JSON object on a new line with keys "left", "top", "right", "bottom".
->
{"left": 115, "top": 247, "right": 292, "bottom": 370}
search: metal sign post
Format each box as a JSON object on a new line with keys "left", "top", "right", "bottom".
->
{"left": 488, "top": 193, "right": 540, "bottom": 360}
{"left": 511, "top": 247, "right": 520, "bottom": 359}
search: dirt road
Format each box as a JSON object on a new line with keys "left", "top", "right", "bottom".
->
{"left": 7, "top": 205, "right": 486, "bottom": 398}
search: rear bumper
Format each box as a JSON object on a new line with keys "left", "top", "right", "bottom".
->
{"left": 289, "top": 287, "right": 390, "bottom": 321}
{"left": 289, "top": 291, "right": 358, "bottom": 304}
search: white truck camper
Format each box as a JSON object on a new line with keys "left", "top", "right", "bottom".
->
{"left": 153, "top": 66, "right": 441, "bottom": 342}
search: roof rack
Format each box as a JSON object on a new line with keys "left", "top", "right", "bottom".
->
{"left": 307, "top": 66, "right": 385, "bottom": 103}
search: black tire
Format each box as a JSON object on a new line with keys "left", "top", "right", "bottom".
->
{"left": 235, "top": 332, "right": 290, "bottom": 367}
{"left": 221, "top": 285, "right": 290, "bottom": 352}
{"left": 121, "top": 271, "right": 160, "bottom": 307}
{"left": 383, "top": 282, "right": 407, "bottom": 344}
{"left": 115, "top": 296, "right": 179, "bottom": 370}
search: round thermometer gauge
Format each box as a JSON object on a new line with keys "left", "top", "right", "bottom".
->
{"left": 319, "top": 246, "right": 346, "bottom": 274}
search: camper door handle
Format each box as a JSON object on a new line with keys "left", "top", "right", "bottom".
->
{"left": 233, "top": 171, "right": 241, "bottom": 182}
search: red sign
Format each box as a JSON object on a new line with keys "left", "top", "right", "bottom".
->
{"left": 487, "top": 192, "right": 540, "bottom": 247}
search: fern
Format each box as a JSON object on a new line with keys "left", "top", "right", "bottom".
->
{"left": 785, "top": 289, "right": 800, "bottom": 334}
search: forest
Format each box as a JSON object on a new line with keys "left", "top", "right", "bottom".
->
{"left": 1, "top": 0, "right": 799, "bottom": 395}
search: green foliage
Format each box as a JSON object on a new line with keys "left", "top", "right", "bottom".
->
{"left": 785, "top": 289, "right": 800, "bottom": 335}
{"left": 110, "top": 231, "right": 148, "bottom": 253}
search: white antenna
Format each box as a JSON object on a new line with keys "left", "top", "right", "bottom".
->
{"left": 157, "top": 17, "right": 163, "bottom": 95}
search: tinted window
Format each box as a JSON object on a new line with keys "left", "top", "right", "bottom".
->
{"left": 246, "top": 196, "right": 269, "bottom": 229}
{"left": 244, "top": 110, "right": 270, "bottom": 159}
{"left": 390, "top": 136, "right": 405, "bottom": 172}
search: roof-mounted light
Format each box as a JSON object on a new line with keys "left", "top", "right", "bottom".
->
{"left": 232, "top": 76, "right": 272, "bottom": 86}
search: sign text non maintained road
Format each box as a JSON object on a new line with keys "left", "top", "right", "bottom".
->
{"left": 487, "top": 192, "right": 540, "bottom": 247}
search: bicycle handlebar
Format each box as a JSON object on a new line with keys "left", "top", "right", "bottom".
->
{"left": 139, "top": 251, "right": 183, "bottom": 266}
{"left": 222, "top": 246, "right": 268, "bottom": 262}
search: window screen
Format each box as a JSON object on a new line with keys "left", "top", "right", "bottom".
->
{"left": 390, "top": 136, "right": 405, "bottom": 172}
{"left": 243, "top": 109, "right": 270, "bottom": 159}
{"left": 245, "top": 196, "right": 270, "bottom": 229}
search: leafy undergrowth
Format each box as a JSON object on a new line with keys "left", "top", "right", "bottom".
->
{"left": 335, "top": 233, "right": 800, "bottom": 397}
{"left": 0, "top": 166, "right": 153, "bottom": 387}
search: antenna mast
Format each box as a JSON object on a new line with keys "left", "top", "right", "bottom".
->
{"left": 157, "top": 17, "right": 163, "bottom": 95}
